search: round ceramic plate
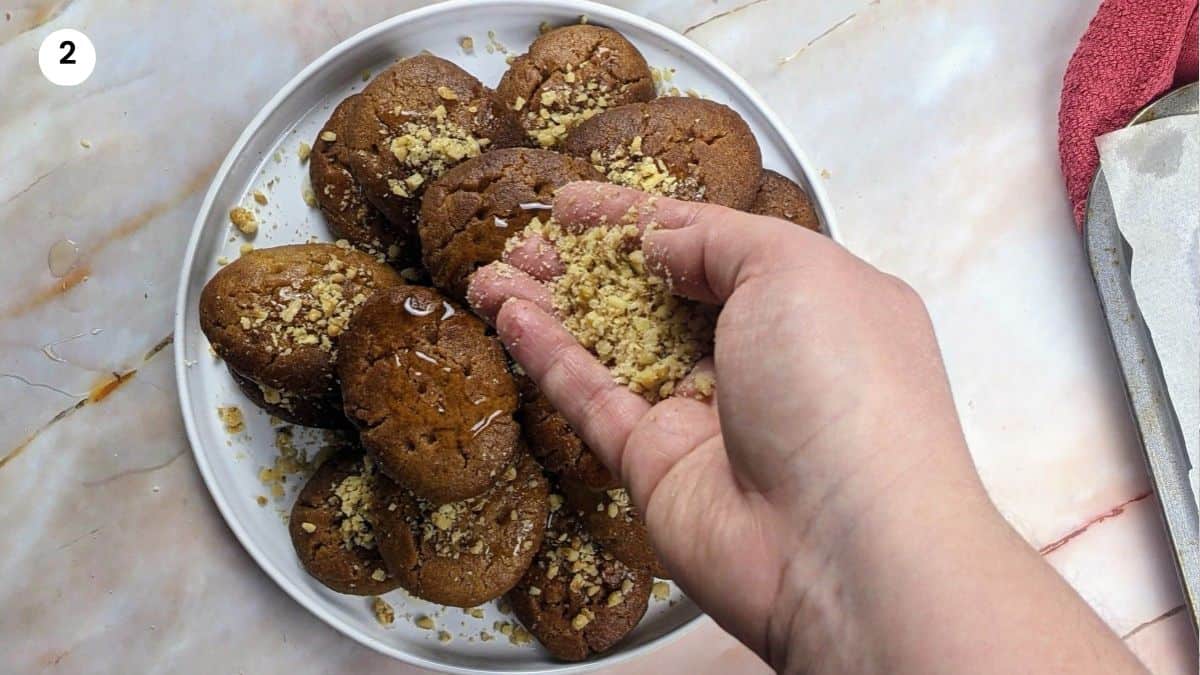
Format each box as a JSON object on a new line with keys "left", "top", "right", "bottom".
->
{"left": 174, "top": 1, "right": 835, "bottom": 672}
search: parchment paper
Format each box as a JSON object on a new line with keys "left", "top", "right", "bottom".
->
{"left": 1097, "top": 113, "right": 1199, "bottom": 503}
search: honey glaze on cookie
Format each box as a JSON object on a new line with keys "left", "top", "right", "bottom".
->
{"left": 336, "top": 286, "right": 520, "bottom": 503}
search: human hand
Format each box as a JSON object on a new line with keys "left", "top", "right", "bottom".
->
{"left": 467, "top": 181, "right": 1143, "bottom": 674}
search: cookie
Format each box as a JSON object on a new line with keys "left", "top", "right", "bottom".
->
{"left": 507, "top": 503, "right": 651, "bottom": 661}
{"left": 310, "top": 95, "right": 413, "bottom": 266}
{"left": 419, "top": 148, "right": 602, "bottom": 301}
{"left": 343, "top": 54, "right": 525, "bottom": 236}
{"left": 517, "top": 376, "right": 616, "bottom": 490}
{"left": 229, "top": 368, "right": 346, "bottom": 429}
{"left": 562, "top": 480, "right": 668, "bottom": 579}
{"left": 199, "top": 244, "right": 403, "bottom": 427}
{"left": 563, "top": 97, "right": 762, "bottom": 209}
{"left": 337, "top": 285, "right": 520, "bottom": 503}
{"left": 289, "top": 450, "right": 401, "bottom": 595}
{"left": 374, "top": 454, "right": 549, "bottom": 607}
{"left": 497, "top": 25, "right": 655, "bottom": 149}
{"left": 749, "top": 169, "right": 820, "bottom": 232}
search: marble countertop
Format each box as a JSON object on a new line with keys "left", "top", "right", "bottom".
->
{"left": 0, "top": 0, "right": 1194, "bottom": 672}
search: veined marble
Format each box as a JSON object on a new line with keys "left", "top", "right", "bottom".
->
{"left": 0, "top": 0, "right": 1192, "bottom": 673}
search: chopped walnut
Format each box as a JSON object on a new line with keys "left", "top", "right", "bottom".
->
{"left": 515, "top": 217, "right": 714, "bottom": 401}
{"left": 229, "top": 207, "right": 258, "bottom": 236}
{"left": 371, "top": 597, "right": 395, "bottom": 626}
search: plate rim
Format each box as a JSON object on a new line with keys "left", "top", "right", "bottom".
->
{"left": 173, "top": 0, "right": 833, "bottom": 671}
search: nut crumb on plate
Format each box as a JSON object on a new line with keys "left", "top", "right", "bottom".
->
{"left": 371, "top": 596, "right": 395, "bottom": 626}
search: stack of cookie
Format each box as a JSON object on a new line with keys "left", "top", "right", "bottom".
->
{"left": 198, "top": 22, "right": 820, "bottom": 662}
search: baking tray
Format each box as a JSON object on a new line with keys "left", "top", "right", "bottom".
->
{"left": 1085, "top": 82, "right": 1198, "bottom": 633}
{"left": 172, "top": 1, "right": 836, "bottom": 672}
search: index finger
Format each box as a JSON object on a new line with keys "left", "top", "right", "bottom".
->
{"left": 495, "top": 298, "right": 650, "bottom": 472}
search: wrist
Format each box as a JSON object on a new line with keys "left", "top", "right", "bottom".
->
{"left": 763, "top": 438, "right": 997, "bottom": 674}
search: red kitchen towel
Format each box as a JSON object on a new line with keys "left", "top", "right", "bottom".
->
{"left": 1058, "top": 0, "right": 1199, "bottom": 230}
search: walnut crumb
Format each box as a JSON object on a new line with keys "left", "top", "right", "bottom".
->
{"left": 516, "top": 218, "right": 714, "bottom": 401}
{"left": 252, "top": 190, "right": 268, "bottom": 206}
{"left": 229, "top": 207, "right": 258, "bottom": 235}
{"left": 415, "top": 615, "right": 435, "bottom": 630}
{"left": 509, "top": 624, "right": 533, "bottom": 645}
{"left": 652, "top": 581, "right": 670, "bottom": 601}
{"left": 319, "top": 130, "right": 337, "bottom": 142}
{"left": 371, "top": 597, "right": 395, "bottom": 626}
{"left": 297, "top": 142, "right": 312, "bottom": 163}
{"left": 371, "top": 568, "right": 387, "bottom": 582}
{"left": 437, "top": 630, "right": 452, "bottom": 643}
{"left": 300, "top": 521, "right": 317, "bottom": 533}
{"left": 217, "top": 406, "right": 245, "bottom": 433}
{"left": 459, "top": 36, "right": 474, "bottom": 53}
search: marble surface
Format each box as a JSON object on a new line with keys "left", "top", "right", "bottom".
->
{"left": 0, "top": 0, "right": 1194, "bottom": 672}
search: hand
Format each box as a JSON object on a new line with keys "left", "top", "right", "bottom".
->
{"left": 468, "top": 181, "right": 1144, "bottom": 674}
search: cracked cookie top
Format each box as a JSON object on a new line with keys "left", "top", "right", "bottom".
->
{"left": 374, "top": 453, "right": 549, "bottom": 607}
{"left": 336, "top": 285, "right": 520, "bottom": 504}
{"left": 497, "top": 25, "right": 655, "bottom": 149}
{"left": 310, "top": 95, "right": 413, "bottom": 266}
{"left": 750, "top": 169, "right": 821, "bottom": 232}
{"left": 418, "top": 147, "right": 602, "bottom": 302}
{"left": 342, "top": 54, "right": 525, "bottom": 235}
{"left": 563, "top": 97, "right": 763, "bottom": 210}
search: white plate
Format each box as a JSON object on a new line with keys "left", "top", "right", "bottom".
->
{"left": 174, "top": 1, "right": 835, "bottom": 672}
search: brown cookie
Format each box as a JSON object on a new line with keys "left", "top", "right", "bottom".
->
{"left": 310, "top": 95, "right": 414, "bottom": 266}
{"left": 497, "top": 25, "right": 655, "bottom": 148}
{"left": 508, "top": 503, "right": 651, "bottom": 661}
{"left": 374, "top": 454, "right": 549, "bottom": 607}
{"left": 517, "top": 375, "right": 616, "bottom": 490}
{"left": 750, "top": 169, "right": 820, "bottom": 232}
{"left": 289, "top": 450, "right": 401, "bottom": 595}
{"left": 419, "top": 148, "right": 602, "bottom": 301}
{"left": 343, "top": 54, "right": 525, "bottom": 236}
{"left": 563, "top": 97, "right": 762, "bottom": 209}
{"left": 337, "top": 285, "right": 519, "bottom": 503}
{"left": 229, "top": 368, "right": 347, "bottom": 429}
{"left": 199, "top": 244, "right": 403, "bottom": 425}
{"left": 562, "top": 480, "right": 668, "bottom": 579}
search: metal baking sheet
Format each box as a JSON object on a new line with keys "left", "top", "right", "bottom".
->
{"left": 1086, "top": 82, "right": 1199, "bottom": 633}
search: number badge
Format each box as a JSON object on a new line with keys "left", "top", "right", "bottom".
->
{"left": 39, "top": 29, "right": 96, "bottom": 87}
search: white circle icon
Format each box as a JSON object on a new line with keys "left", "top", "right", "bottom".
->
{"left": 39, "top": 29, "right": 96, "bottom": 86}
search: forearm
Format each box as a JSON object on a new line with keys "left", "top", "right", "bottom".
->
{"left": 768, "top": 466, "right": 1147, "bottom": 675}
